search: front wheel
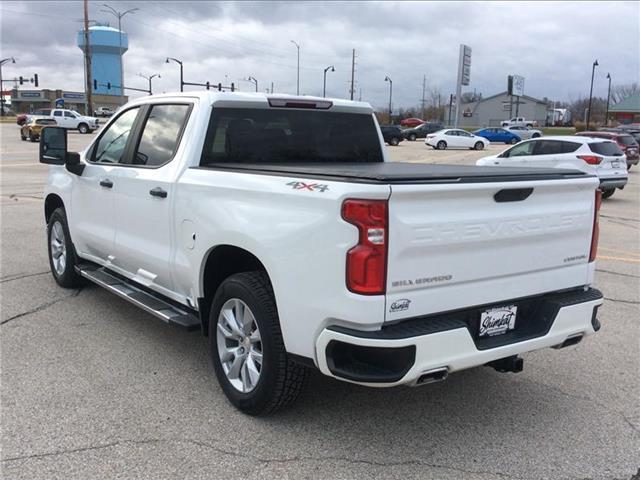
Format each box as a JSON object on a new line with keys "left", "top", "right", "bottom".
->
{"left": 47, "top": 208, "right": 83, "bottom": 288}
{"left": 474, "top": 141, "right": 485, "bottom": 150}
{"left": 532, "top": 133, "right": 541, "bottom": 138}
{"left": 437, "top": 140, "right": 447, "bottom": 150}
{"left": 78, "top": 123, "right": 89, "bottom": 134}
{"left": 408, "top": 134, "right": 417, "bottom": 141}
{"left": 389, "top": 137, "right": 400, "bottom": 146}
{"left": 601, "top": 188, "right": 615, "bottom": 199}
{"left": 209, "top": 272, "right": 308, "bottom": 415}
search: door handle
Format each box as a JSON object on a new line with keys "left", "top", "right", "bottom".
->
{"left": 149, "top": 187, "right": 167, "bottom": 198}
{"left": 99, "top": 179, "right": 113, "bottom": 188}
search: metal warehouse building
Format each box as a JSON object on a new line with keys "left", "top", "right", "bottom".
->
{"left": 458, "top": 91, "right": 549, "bottom": 127}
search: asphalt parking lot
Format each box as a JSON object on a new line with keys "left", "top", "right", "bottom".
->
{"left": 1, "top": 123, "right": 638, "bottom": 479}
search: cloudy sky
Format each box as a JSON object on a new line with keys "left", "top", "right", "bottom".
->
{"left": 1, "top": 1, "right": 638, "bottom": 110}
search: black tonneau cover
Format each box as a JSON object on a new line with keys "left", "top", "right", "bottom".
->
{"left": 198, "top": 162, "right": 591, "bottom": 184}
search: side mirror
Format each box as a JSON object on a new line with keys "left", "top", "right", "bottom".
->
{"left": 39, "top": 126, "right": 85, "bottom": 175}
{"left": 39, "top": 127, "right": 67, "bottom": 165}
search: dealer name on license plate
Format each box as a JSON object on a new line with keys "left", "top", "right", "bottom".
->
{"left": 479, "top": 305, "right": 517, "bottom": 337}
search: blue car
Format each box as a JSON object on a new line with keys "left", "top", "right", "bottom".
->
{"left": 474, "top": 127, "right": 521, "bottom": 144}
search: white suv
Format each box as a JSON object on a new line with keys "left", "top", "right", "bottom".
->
{"left": 476, "top": 136, "right": 628, "bottom": 198}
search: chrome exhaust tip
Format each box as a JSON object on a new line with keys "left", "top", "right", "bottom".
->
{"left": 415, "top": 367, "right": 449, "bottom": 385}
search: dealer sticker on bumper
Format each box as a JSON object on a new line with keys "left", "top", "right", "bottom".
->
{"left": 479, "top": 305, "right": 517, "bottom": 337}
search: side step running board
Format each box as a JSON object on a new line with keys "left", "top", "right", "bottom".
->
{"left": 76, "top": 264, "right": 200, "bottom": 331}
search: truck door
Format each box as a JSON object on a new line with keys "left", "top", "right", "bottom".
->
{"left": 71, "top": 106, "right": 142, "bottom": 263}
{"left": 112, "top": 102, "right": 192, "bottom": 297}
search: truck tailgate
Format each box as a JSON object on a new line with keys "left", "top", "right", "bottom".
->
{"left": 386, "top": 176, "right": 599, "bottom": 321}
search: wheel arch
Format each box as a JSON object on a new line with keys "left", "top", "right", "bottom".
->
{"left": 44, "top": 193, "right": 65, "bottom": 224}
{"left": 198, "top": 244, "right": 272, "bottom": 336}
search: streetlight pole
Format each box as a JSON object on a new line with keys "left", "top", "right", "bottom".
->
{"left": 290, "top": 40, "right": 300, "bottom": 95}
{"left": 384, "top": 76, "right": 393, "bottom": 123}
{"left": 586, "top": 59, "right": 598, "bottom": 130}
{"left": 605, "top": 73, "right": 612, "bottom": 127}
{"left": 248, "top": 76, "right": 258, "bottom": 92}
{"left": 323, "top": 65, "right": 334, "bottom": 97}
{"left": 165, "top": 57, "right": 183, "bottom": 92}
{"left": 139, "top": 73, "right": 160, "bottom": 95}
{"left": 101, "top": 4, "right": 138, "bottom": 106}
{"left": 0, "top": 57, "right": 16, "bottom": 117}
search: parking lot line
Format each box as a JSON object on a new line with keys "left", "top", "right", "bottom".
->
{"left": 599, "top": 246, "right": 640, "bottom": 258}
{"left": 597, "top": 255, "right": 640, "bottom": 264}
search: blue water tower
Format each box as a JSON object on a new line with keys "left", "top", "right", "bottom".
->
{"left": 77, "top": 25, "right": 127, "bottom": 96}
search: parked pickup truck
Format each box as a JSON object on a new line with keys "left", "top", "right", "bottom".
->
{"left": 501, "top": 117, "right": 537, "bottom": 127}
{"left": 30, "top": 108, "right": 99, "bottom": 134}
{"left": 40, "top": 92, "right": 604, "bottom": 415}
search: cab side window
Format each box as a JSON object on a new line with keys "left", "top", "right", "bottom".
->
{"left": 53, "top": 111, "right": 62, "bottom": 117}
{"left": 533, "top": 140, "right": 563, "bottom": 155}
{"left": 92, "top": 107, "right": 140, "bottom": 164}
{"left": 130, "top": 104, "right": 191, "bottom": 167}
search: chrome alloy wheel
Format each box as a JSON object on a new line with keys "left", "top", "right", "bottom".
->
{"left": 216, "top": 298, "right": 263, "bottom": 393}
{"left": 50, "top": 221, "right": 67, "bottom": 276}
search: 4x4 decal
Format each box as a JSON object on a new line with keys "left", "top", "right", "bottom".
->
{"left": 286, "top": 181, "right": 329, "bottom": 192}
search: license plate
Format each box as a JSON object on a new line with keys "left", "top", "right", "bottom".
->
{"left": 612, "top": 161, "right": 620, "bottom": 168}
{"left": 479, "top": 305, "right": 517, "bottom": 337}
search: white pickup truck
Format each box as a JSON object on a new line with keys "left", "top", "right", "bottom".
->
{"left": 501, "top": 117, "right": 536, "bottom": 127}
{"left": 39, "top": 92, "right": 604, "bottom": 415}
{"left": 30, "top": 108, "right": 99, "bottom": 134}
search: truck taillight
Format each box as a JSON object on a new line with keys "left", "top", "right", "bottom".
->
{"left": 577, "top": 155, "right": 602, "bottom": 165}
{"left": 589, "top": 189, "right": 602, "bottom": 262}
{"left": 342, "top": 199, "right": 388, "bottom": 295}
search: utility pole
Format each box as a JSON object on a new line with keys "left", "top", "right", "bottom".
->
{"left": 0, "top": 57, "right": 16, "bottom": 117}
{"left": 350, "top": 49, "right": 355, "bottom": 100}
{"left": 384, "top": 76, "right": 393, "bottom": 123}
{"left": 290, "top": 40, "right": 300, "bottom": 95}
{"left": 586, "top": 59, "right": 598, "bottom": 129}
{"left": 448, "top": 94, "right": 453, "bottom": 126}
{"left": 271, "top": 81, "right": 274, "bottom": 94}
{"left": 605, "top": 73, "right": 611, "bottom": 126}
{"left": 323, "top": 65, "right": 334, "bottom": 97}
{"left": 421, "top": 74, "right": 426, "bottom": 119}
{"left": 83, "top": 0, "right": 93, "bottom": 116}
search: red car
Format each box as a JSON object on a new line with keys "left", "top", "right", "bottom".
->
{"left": 576, "top": 131, "right": 639, "bottom": 169}
{"left": 400, "top": 117, "right": 424, "bottom": 128}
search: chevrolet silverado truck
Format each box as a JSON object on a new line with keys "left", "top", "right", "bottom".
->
{"left": 40, "top": 92, "right": 604, "bottom": 415}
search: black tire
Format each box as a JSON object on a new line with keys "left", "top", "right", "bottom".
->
{"left": 20, "top": 134, "right": 26, "bottom": 141}
{"left": 474, "top": 141, "right": 485, "bottom": 150}
{"left": 209, "top": 271, "right": 308, "bottom": 415}
{"left": 389, "top": 136, "right": 400, "bottom": 146}
{"left": 509, "top": 137, "right": 518, "bottom": 144}
{"left": 78, "top": 123, "right": 89, "bottom": 134}
{"left": 29, "top": 133, "right": 37, "bottom": 142}
{"left": 408, "top": 134, "right": 417, "bottom": 141}
{"left": 47, "top": 208, "right": 83, "bottom": 288}
{"left": 437, "top": 140, "right": 447, "bottom": 150}
{"left": 601, "top": 188, "right": 615, "bottom": 199}
{"left": 532, "top": 133, "right": 541, "bottom": 138}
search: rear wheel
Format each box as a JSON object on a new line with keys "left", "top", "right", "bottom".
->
{"left": 601, "top": 188, "right": 615, "bottom": 199}
{"left": 78, "top": 123, "right": 89, "bottom": 134}
{"left": 437, "top": 140, "right": 447, "bottom": 150}
{"left": 509, "top": 137, "right": 518, "bottom": 144}
{"left": 389, "top": 136, "right": 400, "bottom": 146}
{"left": 474, "top": 141, "right": 484, "bottom": 150}
{"left": 209, "top": 272, "right": 308, "bottom": 415}
{"left": 532, "top": 133, "right": 541, "bottom": 138}
{"left": 408, "top": 134, "right": 417, "bottom": 141}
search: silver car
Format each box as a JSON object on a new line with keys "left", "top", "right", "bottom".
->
{"left": 505, "top": 125, "right": 542, "bottom": 140}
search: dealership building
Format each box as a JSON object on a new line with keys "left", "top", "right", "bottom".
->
{"left": 457, "top": 91, "right": 550, "bottom": 127}
{"left": 9, "top": 89, "right": 126, "bottom": 115}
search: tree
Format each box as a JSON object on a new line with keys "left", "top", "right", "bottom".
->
{"left": 611, "top": 82, "right": 639, "bottom": 104}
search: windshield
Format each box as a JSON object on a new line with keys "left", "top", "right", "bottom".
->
{"left": 200, "top": 108, "right": 383, "bottom": 165}
{"left": 617, "top": 135, "right": 637, "bottom": 146}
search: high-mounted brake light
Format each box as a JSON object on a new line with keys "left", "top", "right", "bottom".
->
{"left": 589, "top": 189, "right": 602, "bottom": 262}
{"left": 268, "top": 98, "right": 333, "bottom": 109}
{"left": 342, "top": 199, "right": 388, "bottom": 295}
{"left": 577, "top": 155, "right": 602, "bottom": 165}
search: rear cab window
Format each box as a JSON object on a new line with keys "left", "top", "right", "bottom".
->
{"left": 617, "top": 135, "right": 637, "bottom": 146}
{"left": 200, "top": 108, "right": 383, "bottom": 165}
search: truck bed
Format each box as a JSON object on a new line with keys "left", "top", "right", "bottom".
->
{"left": 198, "top": 162, "right": 590, "bottom": 184}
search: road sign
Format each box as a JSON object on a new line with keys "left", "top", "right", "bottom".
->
{"left": 461, "top": 45, "right": 472, "bottom": 86}
{"left": 508, "top": 75, "right": 525, "bottom": 97}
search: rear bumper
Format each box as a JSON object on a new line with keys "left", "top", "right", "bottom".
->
{"left": 315, "top": 288, "right": 603, "bottom": 387}
{"left": 599, "top": 178, "right": 628, "bottom": 190}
